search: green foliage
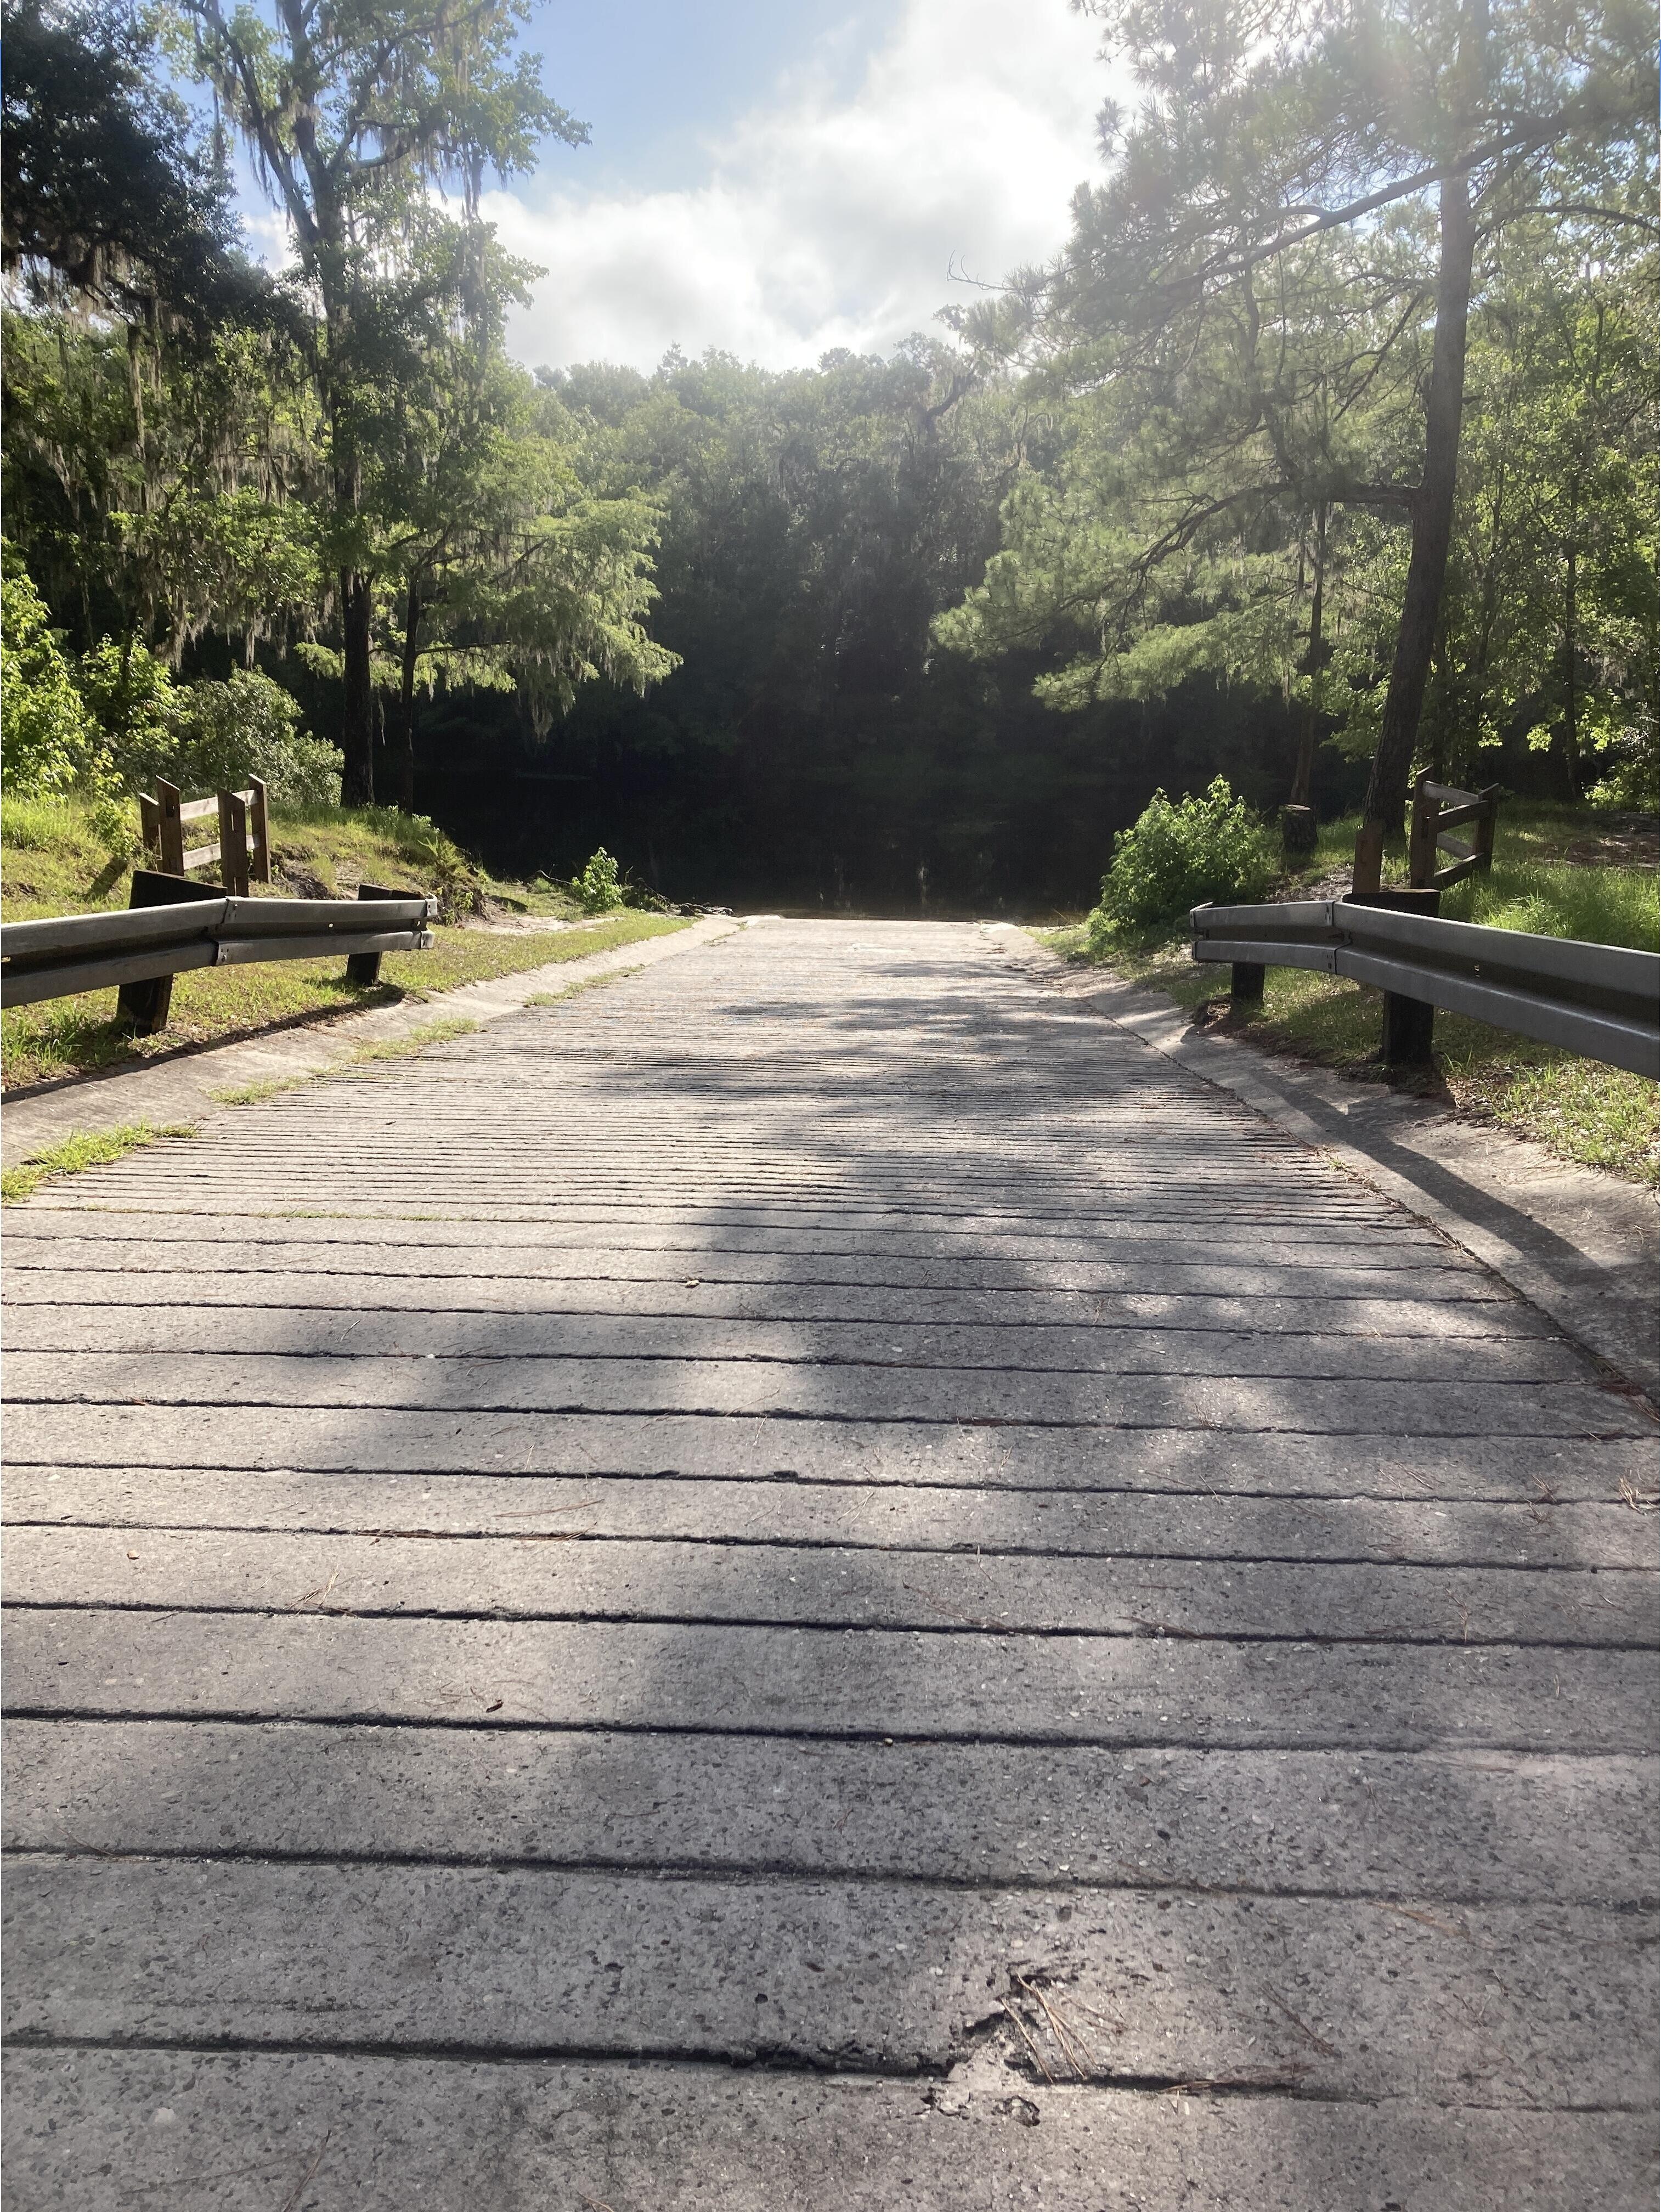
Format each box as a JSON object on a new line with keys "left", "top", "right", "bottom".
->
{"left": 393, "top": 816, "right": 483, "bottom": 922}
{"left": 575, "top": 847, "right": 624, "bottom": 913}
{"left": 0, "top": 0, "right": 261, "bottom": 330}
{"left": 1089, "top": 780, "right": 1276, "bottom": 939}
{"left": 75, "top": 645, "right": 341, "bottom": 806}
{"left": 165, "top": 671, "right": 342, "bottom": 804}
{"left": 935, "top": 0, "right": 1657, "bottom": 817}
{"left": 0, "top": 549, "right": 103, "bottom": 796}
{"left": 74, "top": 636, "right": 177, "bottom": 784}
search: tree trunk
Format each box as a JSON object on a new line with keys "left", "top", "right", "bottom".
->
{"left": 1290, "top": 503, "right": 1328, "bottom": 806}
{"left": 1562, "top": 486, "right": 1579, "bottom": 797}
{"left": 339, "top": 568, "right": 375, "bottom": 805}
{"left": 1357, "top": 172, "right": 1477, "bottom": 871}
{"left": 398, "top": 579, "right": 422, "bottom": 815}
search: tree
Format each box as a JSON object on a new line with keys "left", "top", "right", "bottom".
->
{"left": 1, "top": 0, "right": 264, "bottom": 331}
{"left": 369, "top": 225, "right": 678, "bottom": 809}
{"left": 946, "top": 0, "right": 1656, "bottom": 865}
{"left": 173, "top": 0, "right": 585, "bottom": 799}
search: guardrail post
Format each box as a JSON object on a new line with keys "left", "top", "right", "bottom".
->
{"left": 115, "top": 869, "right": 226, "bottom": 1035}
{"left": 248, "top": 778, "right": 271, "bottom": 884}
{"left": 1344, "top": 887, "right": 1441, "bottom": 1066}
{"left": 1229, "top": 961, "right": 1265, "bottom": 1002}
{"left": 346, "top": 882, "right": 403, "bottom": 985}
{"left": 155, "top": 780, "right": 185, "bottom": 877}
{"left": 218, "top": 789, "right": 251, "bottom": 898}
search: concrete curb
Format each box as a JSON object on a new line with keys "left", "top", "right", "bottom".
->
{"left": 2, "top": 914, "right": 746, "bottom": 1170}
{"left": 986, "top": 924, "right": 1659, "bottom": 1403}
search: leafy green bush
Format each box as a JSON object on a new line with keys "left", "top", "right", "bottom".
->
{"left": 74, "top": 637, "right": 176, "bottom": 787}
{"left": 1089, "top": 778, "right": 1276, "bottom": 940}
{"left": 1, "top": 551, "right": 106, "bottom": 798}
{"left": 80, "top": 651, "right": 343, "bottom": 807}
{"left": 575, "top": 847, "right": 624, "bottom": 913}
{"left": 167, "top": 670, "right": 343, "bottom": 804}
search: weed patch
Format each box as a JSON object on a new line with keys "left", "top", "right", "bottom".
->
{"left": 2, "top": 1121, "right": 199, "bottom": 1203}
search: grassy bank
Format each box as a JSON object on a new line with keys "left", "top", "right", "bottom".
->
{"left": 1049, "top": 803, "right": 1659, "bottom": 1184}
{"left": 1, "top": 796, "right": 687, "bottom": 1090}
{"left": 0, "top": 792, "right": 594, "bottom": 924}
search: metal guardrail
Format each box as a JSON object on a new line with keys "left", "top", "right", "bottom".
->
{"left": 2, "top": 882, "right": 437, "bottom": 1024}
{"left": 1191, "top": 895, "right": 1659, "bottom": 1076}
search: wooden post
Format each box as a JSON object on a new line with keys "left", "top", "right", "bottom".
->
{"left": 1279, "top": 805, "right": 1317, "bottom": 862}
{"left": 248, "top": 778, "right": 270, "bottom": 884}
{"left": 1343, "top": 887, "right": 1441, "bottom": 1066}
{"left": 1229, "top": 961, "right": 1265, "bottom": 1002}
{"left": 1381, "top": 990, "right": 1437, "bottom": 1064}
{"left": 138, "top": 793, "right": 161, "bottom": 867}
{"left": 155, "top": 779, "right": 185, "bottom": 876}
{"left": 218, "top": 789, "right": 250, "bottom": 898}
{"left": 1351, "top": 820, "right": 1386, "bottom": 894}
{"left": 1474, "top": 783, "right": 1501, "bottom": 876}
{"left": 345, "top": 881, "right": 403, "bottom": 986}
{"left": 1407, "top": 775, "right": 1439, "bottom": 889}
{"left": 115, "top": 868, "right": 225, "bottom": 1035}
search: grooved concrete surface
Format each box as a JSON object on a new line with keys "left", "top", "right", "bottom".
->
{"left": 3, "top": 917, "right": 1656, "bottom": 2210}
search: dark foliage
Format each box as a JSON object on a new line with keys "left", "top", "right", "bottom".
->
{"left": 1, "top": 0, "right": 269, "bottom": 331}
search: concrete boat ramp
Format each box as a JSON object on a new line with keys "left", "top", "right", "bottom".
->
{"left": 4, "top": 919, "right": 1655, "bottom": 2208}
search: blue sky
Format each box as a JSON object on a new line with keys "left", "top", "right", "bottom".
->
{"left": 234, "top": 1, "right": 1113, "bottom": 374}
{"left": 514, "top": 1, "right": 892, "bottom": 199}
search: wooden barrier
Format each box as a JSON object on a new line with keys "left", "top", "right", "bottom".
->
{"left": 140, "top": 777, "right": 270, "bottom": 892}
{"left": 1408, "top": 776, "right": 1500, "bottom": 891}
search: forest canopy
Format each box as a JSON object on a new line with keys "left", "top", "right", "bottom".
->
{"left": 1, "top": 0, "right": 1654, "bottom": 910}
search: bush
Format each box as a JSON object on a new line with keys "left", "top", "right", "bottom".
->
{"left": 1089, "top": 777, "right": 1276, "bottom": 940}
{"left": 1, "top": 551, "right": 105, "bottom": 798}
{"left": 575, "top": 847, "right": 624, "bottom": 913}
{"left": 166, "top": 670, "right": 343, "bottom": 805}
{"left": 80, "top": 652, "right": 344, "bottom": 808}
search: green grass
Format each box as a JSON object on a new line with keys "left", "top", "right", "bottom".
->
{"left": 340, "top": 1016, "right": 480, "bottom": 1066}
{"left": 1047, "top": 921, "right": 1659, "bottom": 1183}
{"left": 1, "top": 911, "right": 688, "bottom": 1091}
{"left": 1440, "top": 859, "right": 1657, "bottom": 949}
{"left": 2, "top": 1121, "right": 199, "bottom": 1204}
{"left": 1046, "top": 798, "right": 1660, "bottom": 1185}
{"left": 1279, "top": 799, "right": 1657, "bottom": 891}
{"left": 0, "top": 792, "right": 610, "bottom": 924}
{"left": 210, "top": 1074, "right": 310, "bottom": 1107}
{"left": 524, "top": 966, "right": 643, "bottom": 1007}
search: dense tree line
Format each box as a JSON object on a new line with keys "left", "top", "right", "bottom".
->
{"left": 2, "top": 0, "right": 1653, "bottom": 912}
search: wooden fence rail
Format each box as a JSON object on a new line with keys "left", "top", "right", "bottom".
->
{"left": 1409, "top": 776, "right": 1501, "bottom": 891}
{"left": 139, "top": 777, "right": 270, "bottom": 893}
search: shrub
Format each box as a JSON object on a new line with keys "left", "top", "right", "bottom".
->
{"left": 80, "top": 652, "right": 344, "bottom": 807}
{"left": 74, "top": 636, "right": 178, "bottom": 789}
{"left": 166, "top": 670, "right": 343, "bottom": 805}
{"left": 575, "top": 847, "right": 624, "bottom": 913}
{"left": 1089, "top": 777, "right": 1276, "bottom": 940}
{"left": 394, "top": 815, "right": 484, "bottom": 922}
{"left": 1, "top": 551, "right": 105, "bottom": 798}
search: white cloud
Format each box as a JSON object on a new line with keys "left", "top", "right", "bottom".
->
{"left": 487, "top": 0, "right": 1109, "bottom": 372}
